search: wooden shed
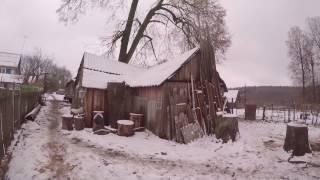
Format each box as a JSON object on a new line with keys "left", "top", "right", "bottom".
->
{"left": 74, "top": 47, "right": 227, "bottom": 141}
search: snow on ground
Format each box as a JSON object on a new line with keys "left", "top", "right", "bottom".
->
{"left": 6, "top": 95, "right": 320, "bottom": 180}
{"left": 234, "top": 108, "right": 320, "bottom": 126}
{"left": 45, "top": 92, "right": 65, "bottom": 101}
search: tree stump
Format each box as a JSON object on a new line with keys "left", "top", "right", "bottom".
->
{"left": 117, "top": 120, "right": 134, "bottom": 137}
{"left": 284, "top": 123, "right": 312, "bottom": 156}
{"left": 93, "top": 111, "right": 104, "bottom": 132}
{"left": 129, "top": 113, "right": 144, "bottom": 128}
{"left": 215, "top": 114, "right": 239, "bottom": 143}
{"left": 245, "top": 104, "right": 257, "bottom": 120}
{"left": 62, "top": 114, "right": 73, "bottom": 131}
{"left": 74, "top": 116, "right": 85, "bottom": 131}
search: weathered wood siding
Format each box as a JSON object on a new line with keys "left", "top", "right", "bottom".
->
{"left": 84, "top": 88, "right": 106, "bottom": 128}
{"left": 131, "top": 86, "right": 166, "bottom": 138}
{"left": 169, "top": 53, "right": 201, "bottom": 82}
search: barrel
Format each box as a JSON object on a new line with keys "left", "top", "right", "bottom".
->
{"left": 129, "top": 113, "right": 144, "bottom": 128}
{"left": 62, "top": 114, "right": 73, "bottom": 130}
{"left": 74, "top": 115, "right": 85, "bottom": 130}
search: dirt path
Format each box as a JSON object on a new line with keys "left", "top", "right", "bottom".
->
{"left": 29, "top": 99, "right": 227, "bottom": 179}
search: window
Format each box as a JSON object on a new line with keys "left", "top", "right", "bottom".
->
{"left": 6, "top": 68, "right": 12, "bottom": 74}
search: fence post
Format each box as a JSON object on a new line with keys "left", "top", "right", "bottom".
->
{"left": 0, "top": 112, "right": 5, "bottom": 157}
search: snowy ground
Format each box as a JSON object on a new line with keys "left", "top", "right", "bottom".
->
{"left": 5, "top": 97, "right": 320, "bottom": 179}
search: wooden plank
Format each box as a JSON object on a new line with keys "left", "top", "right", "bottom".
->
{"left": 181, "top": 123, "right": 204, "bottom": 144}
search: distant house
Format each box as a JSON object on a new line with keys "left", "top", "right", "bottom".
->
{"left": 224, "top": 89, "right": 239, "bottom": 110}
{"left": 74, "top": 47, "right": 227, "bottom": 140}
{"left": 0, "top": 52, "right": 23, "bottom": 89}
{"left": 224, "top": 89, "right": 239, "bottom": 105}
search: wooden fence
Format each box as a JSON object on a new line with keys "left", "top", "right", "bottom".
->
{"left": 0, "top": 88, "right": 40, "bottom": 158}
{"left": 241, "top": 104, "right": 320, "bottom": 126}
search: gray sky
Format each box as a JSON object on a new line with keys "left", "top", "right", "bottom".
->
{"left": 1, "top": 0, "right": 320, "bottom": 87}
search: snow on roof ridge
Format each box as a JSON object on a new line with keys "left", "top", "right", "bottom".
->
{"left": 80, "top": 47, "right": 200, "bottom": 89}
{"left": 0, "top": 51, "right": 21, "bottom": 56}
{"left": 0, "top": 52, "right": 21, "bottom": 67}
{"left": 125, "top": 47, "right": 200, "bottom": 87}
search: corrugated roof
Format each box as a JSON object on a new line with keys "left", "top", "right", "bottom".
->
{"left": 0, "top": 52, "right": 21, "bottom": 67}
{"left": 80, "top": 47, "right": 200, "bottom": 89}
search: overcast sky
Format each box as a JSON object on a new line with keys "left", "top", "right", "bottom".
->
{"left": 1, "top": 0, "right": 320, "bottom": 87}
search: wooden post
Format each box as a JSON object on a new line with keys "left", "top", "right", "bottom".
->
{"left": 117, "top": 120, "right": 134, "bottom": 137}
{"left": 262, "top": 106, "right": 266, "bottom": 121}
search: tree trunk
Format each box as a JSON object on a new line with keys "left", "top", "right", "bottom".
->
{"left": 301, "top": 58, "right": 306, "bottom": 102}
{"left": 284, "top": 123, "right": 312, "bottom": 156}
{"left": 118, "top": 0, "right": 139, "bottom": 63}
{"left": 311, "top": 61, "right": 316, "bottom": 102}
{"left": 117, "top": 120, "right": 134, "bottom": 137}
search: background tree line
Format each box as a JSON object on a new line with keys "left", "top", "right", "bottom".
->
{"left": 287, "top": 17, "right": 320, "bottom": 103}
{"left": 21, "top": 49, "right": 72, "bottom": 92}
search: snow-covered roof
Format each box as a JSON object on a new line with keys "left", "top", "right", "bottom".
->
{"left": 81, "top": 52, "right": 144, "bottom": 89}
{"left": 126, "top": 47, "right": 200, "bottom": 87}
{"left": 0, "top": 73, "right": 23, "bottom": 84}
{"left": 0, "top": 52, "right": 21, "bottom": 67}
{"left": 80, "top": 47, "right": 200, "bottom": 89}
{"left": 224, "top": 89, "right": 239, "bottom": 102}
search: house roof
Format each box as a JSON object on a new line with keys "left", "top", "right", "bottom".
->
{"left": 79, "top": 47, "right": 203, "bottom": 89}
{"left": 0, "top": 73, "right": 23, "bottom": 84}
{"left": 0, "top": 52, "right": 21, "bottom": 67}
{"left": 81, "top": 52, "right": 144, "bottom": 89}
{"left": 224, "top": 90, "right": 239, "bottom": 102}
{"left": 126, "top": 47, "right": 200, "bottom": 87}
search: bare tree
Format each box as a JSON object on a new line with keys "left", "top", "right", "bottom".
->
{"left": 21, "top": 49, "right": 72, "bottom": 91}
{"left": 286, "top": 26, "right": 310, "bottom": 100}
{"left": 307, "top": 17, "right": 320, "bottom": 50}
{"left": 57, "top": 0, "right": 231, "bottom": 64}
{"left": 307, "top": 17, "right": 320, "bottom": 102}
